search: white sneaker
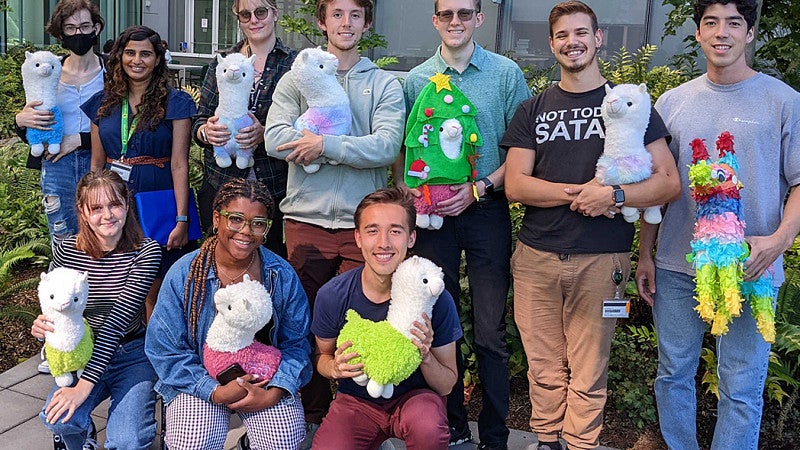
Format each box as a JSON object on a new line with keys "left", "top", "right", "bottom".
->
{"left": 38, "top": 347, "right": 50, "bottom": 374}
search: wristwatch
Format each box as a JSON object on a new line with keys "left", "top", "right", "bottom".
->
{"left": 199, "top": 125, "right": 209, "bottom": 144}
{"left": 611, "top": 185, "right": 625, "bottom": 208}
{"left": 176, "top": 215, "right": 189, "bottom": 223}
{"left": 478, "top": 177, "right": 494, "bottom": 197}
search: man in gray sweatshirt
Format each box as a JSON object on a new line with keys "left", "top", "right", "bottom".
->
{"left": 636, "top": 1, "right": 800, "bottom": 448}
{"left": 264, "top": 0, "right": 405, "bottom": 443}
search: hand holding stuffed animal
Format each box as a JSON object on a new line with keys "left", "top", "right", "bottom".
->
{"left": 404, "top": 73, "right": 482, "bottom": 229}
{"left": 595, "top": 83, "right": 661, "bottom": 224}
{"left": 290, "top": 47, "right": 351, "bottom": 174}
{"left": 38, "top": 268, "right": 93, "bottom": 387}
{"left": 22, "top": 51, "right": 63, "bottom": 157}
{"left": 338, "top": 256, "right": 445, "bottom": 398}
{"left": 213, "top": 53, "right": 257, "bottom": 169}
{"left": 203, "top": 274, "right": 282, "bottom": 384}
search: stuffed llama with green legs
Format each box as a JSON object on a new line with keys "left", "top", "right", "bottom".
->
{"left": 338, "top": 256, "right": 445, "bottom": 398}
{"left": 38, "top": 267, "right": 93, "bottom": 387}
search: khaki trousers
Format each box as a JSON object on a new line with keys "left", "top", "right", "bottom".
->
{"left": 512, "top": 242, "right": 630, "bottom": 449}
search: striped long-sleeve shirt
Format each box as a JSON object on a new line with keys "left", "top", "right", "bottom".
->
{"left": 51, "top": 236, "right": 161, "bottom": 384}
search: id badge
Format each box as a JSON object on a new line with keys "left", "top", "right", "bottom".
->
{"left": 602, "top": 299, "right": 630, "bottom": 318}
{"left": 110, "top": 160, "right": 132, "bottom": 182}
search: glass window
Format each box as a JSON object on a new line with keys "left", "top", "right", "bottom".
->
{"left": 503, "top": 0, "right": 650, "bottom": 68}
{"left": 372, "top": 0, "right": 498, "bottom": 71}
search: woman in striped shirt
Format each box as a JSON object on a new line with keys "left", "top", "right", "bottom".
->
{"left": 31, "top": 169, "right": 161, "bottom": 450}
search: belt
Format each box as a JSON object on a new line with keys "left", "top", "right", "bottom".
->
{"left": 107, "top": 156, "right": 170, "bottom": 168}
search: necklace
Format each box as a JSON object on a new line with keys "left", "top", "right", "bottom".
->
{"left": 216, "top": 251, "right": 256, "bottom": 285}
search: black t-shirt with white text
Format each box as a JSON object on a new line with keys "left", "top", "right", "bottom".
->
{"left": 499, "top": 83, "right": 670, "bottom": 254}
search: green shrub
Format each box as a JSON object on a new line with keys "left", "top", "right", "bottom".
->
{"left": 608, "top": 325, "right": 659, "bottom": 428}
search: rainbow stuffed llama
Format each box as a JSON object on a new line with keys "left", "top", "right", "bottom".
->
{"left": 686, "top": 131, "right": 775, "bottom": 342}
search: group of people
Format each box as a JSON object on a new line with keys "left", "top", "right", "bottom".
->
{"left": 17, "top": 0, "right": 800, "bottom": 449}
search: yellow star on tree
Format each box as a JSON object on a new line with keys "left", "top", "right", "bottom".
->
{"left": 428, "top": 72, "right": 452, "bottom": 93}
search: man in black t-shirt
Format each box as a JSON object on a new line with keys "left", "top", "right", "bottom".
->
{"left": 499, "top": 2, "right": 680, "bottom": 449}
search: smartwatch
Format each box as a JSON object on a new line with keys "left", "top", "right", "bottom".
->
{"left": 478, "top": 177, "right": 494, "bottom": 197}
{"left": 199, "top": 125, "right": 209, "bottom": 144}
{"left": 176, "top": 215, "right": 189, "bottom": 223}
{"left": 611, "top": 185, "right": 625, "bottom": 208}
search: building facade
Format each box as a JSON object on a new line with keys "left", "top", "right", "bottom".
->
{"left": 2, "top": 0, "right": 694, "bottom": 72}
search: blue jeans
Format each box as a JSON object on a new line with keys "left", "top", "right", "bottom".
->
{"left": 653, "top": 268, "right": 772, "bottom": 450}
{"left": 40, "top": 150, "right": 91, "bottom": 243}
{"left": 414, "top": 196, "right": 511, "bottom": 447}
{"left": 40, "top": 337, "right": 157, "bottom": 450}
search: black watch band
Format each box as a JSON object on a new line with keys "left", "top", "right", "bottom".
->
{"left": 479, "top": 177, "right": 494, "bottom": 196}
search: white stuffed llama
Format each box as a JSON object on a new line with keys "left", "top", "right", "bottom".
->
{"left": 38, "top": 268, "right": 93, "bottom": 387}
{"left": 341, "top": 256, "right": 445, "bottom": 398}
{"left": 213, "top": 53, "right": 257, "bottom": 169}
{"left": 203, "top": 274, "right": 282, "bottom": 382}
{"left": 22, "top": 51, "right": 63, "bottom": 157}
{"left": 595, "top": 83, "right": 662, "bottom": 224}
{"left": 291, "top": 47, "right": 352, "bottom": 174}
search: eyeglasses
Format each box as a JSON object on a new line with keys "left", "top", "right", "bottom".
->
{"left": 434, "top": 8, "right": 478, "bottom": 22}
{"left": 63, "top": 22, "right": 95, "bottom": 36}
{"left": 219, "top": 210, "right": 271, "bottom": 236}
{"left": 236, "top": 6, "right": 272, "bottom": 23}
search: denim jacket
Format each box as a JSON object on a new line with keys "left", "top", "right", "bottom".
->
{"left": 145, "top": 246, "right": 311, "bottom": 404}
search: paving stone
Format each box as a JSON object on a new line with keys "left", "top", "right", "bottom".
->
{"left": 0, "top": 357, "right": 38, "bottom": 388}
{"left": 0, "top": 388, "right": 44, "bottom": 433}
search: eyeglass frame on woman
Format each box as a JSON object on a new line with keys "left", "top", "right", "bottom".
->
{"left": 434, "top": 8, "right": 479, "bottom": 22}
{"left": 63, "top": 22, "right": 96, "bottom": 36}
{"left": 236, "top": 6, "right": 273, "bottom": 24}
{"left": 219, "top": 210, "right": 271, "bottom": 236}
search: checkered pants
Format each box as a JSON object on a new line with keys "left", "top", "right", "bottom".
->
{"left": 164, "top": 393, "right": 305, "bottom": 449}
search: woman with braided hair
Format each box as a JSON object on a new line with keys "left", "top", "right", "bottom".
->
{"left": 81, "top": 25, "right": 197, "bottom": 320}
{"left": 145, "top": 178, "right": 311, "bottom": 449}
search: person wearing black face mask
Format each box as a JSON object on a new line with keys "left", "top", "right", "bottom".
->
{"left": 61, "top": 26, "right": 99, "bottom": 56}
{"left": 15, "top": 0, "right": 106, "bottom": 245}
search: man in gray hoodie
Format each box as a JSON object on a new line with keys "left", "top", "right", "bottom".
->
{"left": 263, "top": 0, "right": 405, "bottom": 442}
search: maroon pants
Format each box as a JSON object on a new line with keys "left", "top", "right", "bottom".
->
{"left": 284, "top": 219, "right": 364, "bottom": 423}
{"left": 313, "top": 389, "right": 449, "bottom": 450}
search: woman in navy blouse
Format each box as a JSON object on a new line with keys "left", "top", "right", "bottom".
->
{"left": 82, "top": 25, "right": 196, "bottom": 319}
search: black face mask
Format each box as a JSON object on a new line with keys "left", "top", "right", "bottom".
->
{"left": 61, "top": 32, "right": 97, "bottom": 56}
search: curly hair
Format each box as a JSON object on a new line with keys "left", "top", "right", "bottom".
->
{"left": 75, "top": 170, "right": 144, "bottom": 259}
{"left": 98, "top": 26, "right": 170, "bottom": 131}
{"left": 183, "top": 178, "right": 275, "bottom": 339}
{"left": 45, "top": 0, "right": 105, "bottom": 39}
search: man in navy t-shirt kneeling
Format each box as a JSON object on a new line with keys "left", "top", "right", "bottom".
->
{"left": 310, "top": 187, "right": 462, "bottom": 450}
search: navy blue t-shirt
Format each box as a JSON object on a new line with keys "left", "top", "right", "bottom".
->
{"left": 311, "top": 266, "right": 463, "bottom": 403}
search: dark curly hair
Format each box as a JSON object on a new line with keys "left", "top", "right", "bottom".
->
{"left": 183, "top": 178, "right": 275, "bottom": 340}
{"left": 45, "top": 0, "right": 105, "bottom": 39}
{"left": 693, "top": 0, "right": 758, "bottom": 31}
{"left": 98, "top": 26, "right": 170, "bottom": 131}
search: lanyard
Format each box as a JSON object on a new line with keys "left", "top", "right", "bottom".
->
{"left": 120, "top": 97, "right": 139, "bottom": 159}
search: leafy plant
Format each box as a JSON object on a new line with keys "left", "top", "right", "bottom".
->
{"left": 608, "top": 325, "right": 659, "bottom": 428}
{"left": 278, "top": 0, "right": 391, "bottom": 54}
{"left": 599, "top": 45, "right": 690, "bottom": 103}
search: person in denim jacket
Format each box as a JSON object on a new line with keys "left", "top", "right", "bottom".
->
{"left": 145, "top": 178, "right": 312, "bottom": 450}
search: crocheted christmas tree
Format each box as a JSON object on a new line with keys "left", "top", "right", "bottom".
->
{"left": 403, "top": 73, "right": 482, "bottom": 188}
